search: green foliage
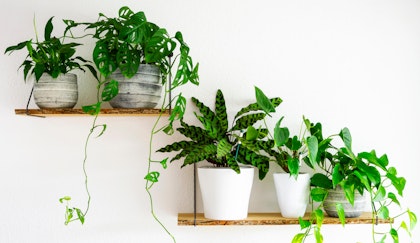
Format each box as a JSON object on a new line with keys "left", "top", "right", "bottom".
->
{"left": 293, "top": 124, "right": 417, "bottom": 243}
{"left": 157, "top": 88, "right": 282, "bottom": 179}
{"left": 5, "top": 17, "right": 95, "bottom": 82}
{"left": 64, "top": 6, "right": 199, "bottom": 87}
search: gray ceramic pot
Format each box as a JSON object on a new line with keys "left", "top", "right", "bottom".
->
{"left": 324, "top": 185, "right": 367, "bottom": 218}
{"left": 108, "top": 64, "right": 162, "bottom": 108}
{"left": 33, "top": 73, "right": 78, "bottom": 109}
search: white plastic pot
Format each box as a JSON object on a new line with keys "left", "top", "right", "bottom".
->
{"left": 197, "top": 166, "right": 255, "bottom": 220}
{"left": 273, "top": 172, "right": 310, "bottom": 218}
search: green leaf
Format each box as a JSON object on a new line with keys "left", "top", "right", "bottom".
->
{"left": 310, "top": 173, "right": 333, "bottom": 189}
{"left": 332, "top": 164, "right": 343, "bottom": 187}
{"left": 217, "top": 138, "right": 232, "bottom": 158}
{"left": 377, "top": 205, "right": 389, "bottom": 219}
{"left": 314, "top": 227, "right": 324, "bottom": 243}
{"left": 314, "top": 208, "right": 324, "bottom": 228}
{"left": 82, "top": 102, "right": 102, "bottom": 116}
{"left": 273, "top": 117, "right": 289, "bottom": 146}
{"left": 291, "top": 233, "right": 305, "bottom": 243}
{"left": 339, "top": 127, "right": 352, "bottom": 151}
{"left": 311, "top": 187, "right": 328, "bottom": 202}
{"left": 144, "top": 171, "right": 160, "bottom": 183}
{"left": 160, "top": 158, "right": 168, "bottom": 169}
{"left": 255, "top": 86, "right": 275, "bottom": 115}
{"left": 44, "top": 17, "right": 54, "bottom": 41}
{"left": 373, "top": 185, "right": 386, "bottom": 202}
{"left": 75, "top": 208, "right": 85, "bottom": 224}
{"left": 59, "top": 196, "right": 71, "bottom": 203}
{"left": 387, "top": 192, "right": 400, "bottom": 206}
{"left": 336, "top": 203, "right": 346, "bottom": 226}
{"left": 408, "top": 209, "right": 417, "bottom": 230}
{"left": 306, "top": 136, "right": 318, "bottom": 168}
{"left": 386, "top": 172, "right": 406, "bottom": 196}
{"left": 390, "top": 228, "right": 399, "bottom": 243}
{"left": 102, "top": 80, "right": 119, "bottom": 101}
{"left": 288, "top": 158, "right": 300, "bottom": 178}
{"left": 246, "top": 126, "right": 259, "bottom": 141}
{"left": 298, "top": 218, "right": 311, "bottom": 229}
{"left": 215, "top": 89, "right": 228, "bottom": 133}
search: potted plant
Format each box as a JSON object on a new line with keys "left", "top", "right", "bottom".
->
{"left": 292, "top": 123, "right": 417, "bottom": 243}
{"left": 252, "top": 87, "right": 319, "bottom": 218}
{"left": 263, "top": 116, "right": 319, "bottom": 218}
{"left": 5, "top": 16, "right": 95, "bottom": 109}
{"left": 157, "top": 87, "right": 282, "bottom": 220}
{"left": 64, "top": 6, "right": 198, "bottom": 108}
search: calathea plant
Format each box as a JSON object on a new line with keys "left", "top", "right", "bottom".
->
{"left": 156, "top": 87, "right": 283, "bottom": 180}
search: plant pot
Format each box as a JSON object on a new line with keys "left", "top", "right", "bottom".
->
{"left": 33, "top": 73, "right": 78, "bottom": 109}
{"left": 324, "top": 185, "right": 367, "bottom": 218}
{"left": 197, "top": 166, "right": 255, "bottom": 220}
{"left": 273, "top": 172, "right": 310, "bottom": 218}
{"left": 108, "top": 64, "right": 162, "bottom": 108}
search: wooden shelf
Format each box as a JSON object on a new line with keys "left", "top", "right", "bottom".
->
{"left": 15, "top": 108, "right": 170, "bottom": 116}
{"left": 178, "top": 212, "right": 391, "bottom": 226}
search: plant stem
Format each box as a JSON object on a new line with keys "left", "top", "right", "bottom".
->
{"left": 146, "top": 86, "right": 176, "bottom": 243}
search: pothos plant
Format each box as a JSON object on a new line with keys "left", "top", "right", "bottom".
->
{"left": 291, "top": 122, "right": 417, "bottom": 243}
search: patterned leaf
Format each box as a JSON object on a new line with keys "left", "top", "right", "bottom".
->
{"left": 235, "top": 97, "right": 282, "bottom": 119}
{"left": 231, "top": 112, "right": 266, "bottom": 131}
{"left": 215, "top": 90, "right": 228, "bottom": 134}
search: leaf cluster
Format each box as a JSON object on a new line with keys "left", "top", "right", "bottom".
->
{"left": 157, "top": 88, "right": 282, "bottom": 180}
{"left": 294, "top": 124, "right": 417, "bottom": 243}
{"left": 64, "top": 6, "right": 199, "bottom": 87}
{"left": 5, "top": 17, "right": 95, "bottom": 82}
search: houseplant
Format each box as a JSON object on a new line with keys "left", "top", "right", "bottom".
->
{"left": 5, "top": 16, "right": 95, "bottom": 108}
{"left": 253, "top": 87, "right": 319, "bottom": 218}
{"left": 292, "top": 123, "right": 417, "bottom": 243}
{"left": 263, "top": 116, "right": 319, "bottom": 218}
{"left": 64, "top": 6, "right": 198, "bottom": 108}
{"left": 157, "top": 87, "right": 282, "bottom": 219}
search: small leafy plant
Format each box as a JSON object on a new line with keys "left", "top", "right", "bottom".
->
{"left": 5, "top": 16, "right": 95, "bottom": 82}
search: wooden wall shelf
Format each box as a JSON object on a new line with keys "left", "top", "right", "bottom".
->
{"left": 178, "top": 212, "right": 390, "bottom": 226}
{"left": 15, "top": 108, "right": 170, "bottom": 117}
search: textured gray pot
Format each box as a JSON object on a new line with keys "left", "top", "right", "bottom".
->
{"left": 33, "top": 73, "right": 78, "bottom": 109}
{"left": 108, "top": 64, "right": 162, "bottom": 108}
{"left": 324, "top": 185, "right": 367, "bottom": 218}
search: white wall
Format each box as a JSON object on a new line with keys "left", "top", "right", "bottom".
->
{"left": 1, "top": 0, "right": 419, "bottom": 242}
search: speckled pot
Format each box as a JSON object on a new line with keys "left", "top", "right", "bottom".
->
{"left": 324, "top": 186, "right": 367, "bottom": 218}
{"left": 33, "top": 73, "right": 78, "bottom": 109}
{"left": 108, "top": 64, "right": 162, "bottom": 108}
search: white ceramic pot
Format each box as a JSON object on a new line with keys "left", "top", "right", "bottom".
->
{"left": 197, "top": 166, "right": 255, "bottom": 220}
{"left": 273, "top": 172, "right": 310, "bottom": 218}
{"left": 33, "top": 73, "right": 78, "bottom": 109}
{"left": 108, "top": 64, "right": 162, "bottom": 108}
